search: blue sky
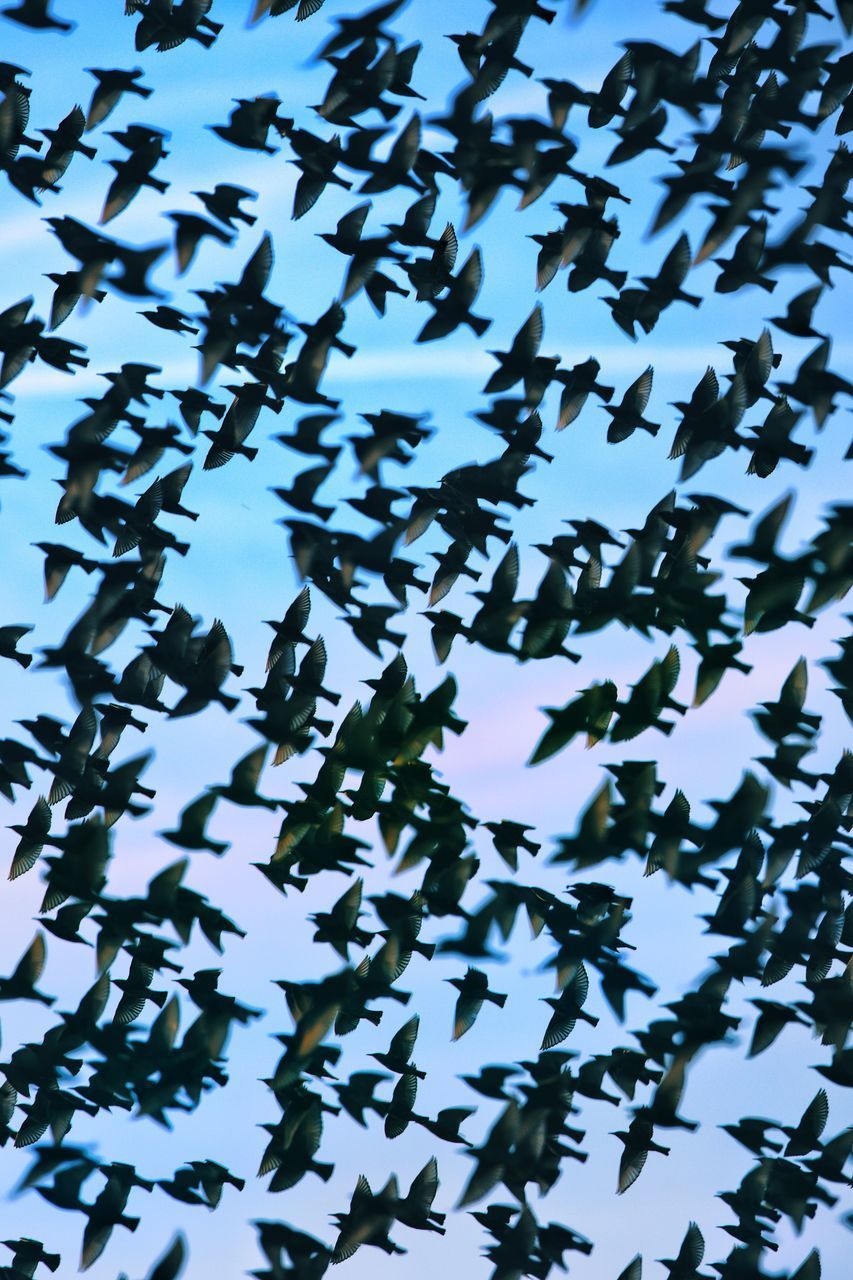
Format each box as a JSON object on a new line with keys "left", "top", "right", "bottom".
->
{"left": 0, "top": 1, "right": 851, "bottom": 1278}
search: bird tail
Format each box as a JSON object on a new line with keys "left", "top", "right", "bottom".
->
{"left": 469, "top": 315, "right": 491, "bottom": 337}
{"left": 489, "top": 991, "right": 508, "bottom": 1008}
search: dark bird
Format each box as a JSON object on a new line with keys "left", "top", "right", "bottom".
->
{"left": 413, "top": 1106, "right": 475, "bottom": 1145}
{"left": 0, "top": 1241, "right": 61, "bottom": 1276}
{"left": 782, "top": 1089, "right": 829, "bottom": 1156}
{"left": 604, "top": 367, "right": 658, "bottom": 441}
{"left": 483, "top": 303, "right": 558, "bottom": 407}
{"left": 39, "top": 106, "right": 96, "bottom": 187}
{"left": 555, "top": 357, "right": 614, "bottom": 429}
{"left": 483, "top": 820, "right": 540, "bottom": 871}
{"left": 168, "top": 387, "right": 224, "bottom": 434}
{"left": 310, "top": 878, "right": 374, "bottom": 958}
{"left": 417, "top": 248, "right": 491, "bottom": 342}
{"left": 100, "top": 124, "right": 169, "bottom": 225}
{"left": 613, "top": 1110, "right": 670, "bottom": 1193}
{"left": 0, "top": 624, "right": 32, "bottom": 668}
{"left": 212, "top": 745, "right": 278, "bottom": 808}
{"left": 770, "top": 284, "right": 824, "bottom": 339}
{"left": 530, "top": 680, "right": 618, "bottom": 763}
{"left": 8, "top": 794, "right": 51, "bottom": 880}
{"left": 447, "top": 967, "right": 507, "bottom": 1040}
{"left": 202, "top": 380, "right": 279, "bottom": 470}
{"left": 715, "top": 218, "right": 776, "bottom": 294}
{"left": 44, "top": 270, "right": 106, "bottom": 331}
{"left": 610, "top": 646, "right": 685, "bottom": 741}
{"left": 139, "top": 305, "right": 198, "bottom": 335}
{"left": 370, "top": 1014, "right": 425, "bottom": 1078}
{"left": 541, "top": 961, "right": 599, "bottom": 1048}
{"left": 396, "top": 1157, "right": 446, "bottom": 1233}
{"left": 159, "top": 792, "right": 229, "bottom": 856}
{"left": 608, "top": 235, "right": 700, "bottom": 339}
{"left": 331, "top": 1172, "right": 403, "bottom": 1264}
{"left": 720, "top": 1116, "right": 784, "bottom": 1156}
{"left": 658, "top": 1222, "right": 707, "bottom": 1278}
{"left": 210, "top": 96, "right": 290, "bottom": 153}
{"left": 128, "top": 0, "right": 222, "bottom": 52}
{"left": 748, "top": 999, "right": 809, "bottom": 1058}
{"left": 84, "top": 67, "right": 151, "bottom": 131}
{"left": 166, "top": 212, "right": 233, "bottom": 275}
{"left": 79, "top": 1162, "right": 153, "bottom": 1270}
{"left": 333, "top": 1071, "right": 390, "bottom": 1127}
{"left": 192, "top": 183, "right": 258, "bottom": 228}
{"left": 1, "top": 0, "right": 73, "bottom": 31}
{"left": 0, "top": 933, "right": 54, "bottom": 1005}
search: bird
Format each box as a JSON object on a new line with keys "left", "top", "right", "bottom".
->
{"left": 657, "top": 1222, "right": 708, "bottom": 1278}
{"left": 210, "top": 96, "right": 290, "bottom": 153}
{"left": 540, "top": 961, "right": 599, "bottom": 1048}
{"left": 159, "top": 792, "right": 229, "bottom": 855}
{"left": 416, "top": 248, "right": 491, "bottom": 342}
{"left": 530, "top": 681, "right": 619, "bottom": 763}
{"left": 2, "top": 0, "right": 74, "bottom": 31}
{"left": 446, "top": 967, "right": 507, "bottom": 1039}
{"left": 782, "top": 1089, "right": 830, "bottom": 1156}
{"left": 0, "top": 624, "right": 32, "bottom": 668}
{"left": 84, "top": 67, "right": 151, "bottom": 131}
{"left": 604, "top": 366, "right": 659, "bottom": 441}
{"left": 0, "top": 933, "right": 54, "bottom": 1005}
{"left": 192, "top": 183, "right": 258, "bottom": 228}
{"left": 370, "top": 1015, "right": 426, "bottom": 1078}
{"left": 613, "top": 1111, "right": 671, "bottom": 1193}
{"left": 8, "top": 794, "right": 51, "bottom": 879}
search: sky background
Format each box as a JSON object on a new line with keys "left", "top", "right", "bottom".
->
{"left": 0, "top": 1, "right": 851, "bottom": 1278}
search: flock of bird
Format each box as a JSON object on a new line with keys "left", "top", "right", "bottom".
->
{"left": 0, "top": 0, "right": 851, "bottom": 1278}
